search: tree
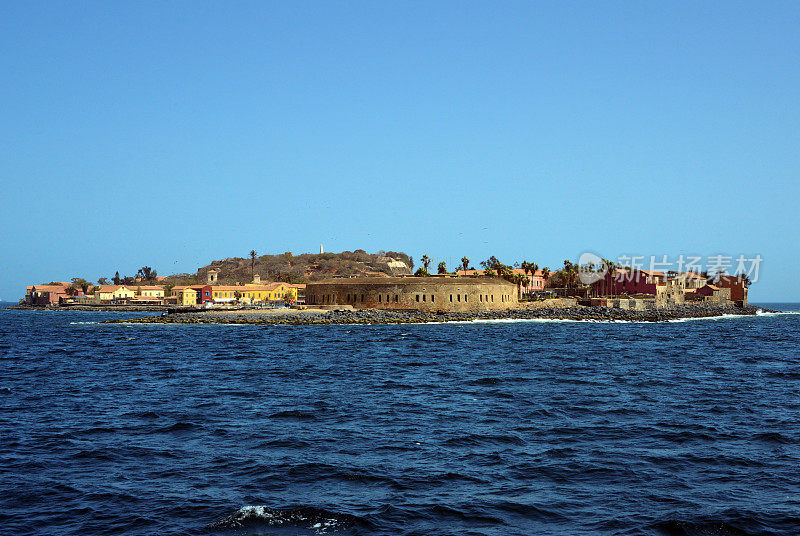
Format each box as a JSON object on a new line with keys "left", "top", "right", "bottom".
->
{"left": 112, "top": 271, "right": 121, "bottom": 285}
{"left": 97, "top": 277, "right": 109, "bottom": 285}
{"left": 71, "top": 278, "right": 90, "bottom": 293}
{"left": 483, "top": 268, "right": 497, "bottom": 277}
{"left": 234, "top": 290, "right": 242, "bottom": 302}
{"left": 437, "top": 261, "right": 447, "bottom": 274}
{"left": 250, "top": 250, "right": 257, "bottom": 278}
{"left": 65, "top": 284, "right": 79, "bottom": 296}
{"left": 414, "top": 268, "right": 429, "bottom": 277}
{"left": 542, "top": 267, "right": 551, "bottom": 280}
{"left": 421, "top": 254, "right": 431, "bottom": 272}
{"left": 461, "top": 256, "right": 470, "bottom": 273}
{"left": 136, "top": 266, "right": 157, "bottom": 282}
{"left": 480, "top": 256, "right": 501, "bottom": 271}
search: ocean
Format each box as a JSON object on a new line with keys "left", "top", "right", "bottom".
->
{"left": 1, "top": 303, "right": 799, "bottom": 536}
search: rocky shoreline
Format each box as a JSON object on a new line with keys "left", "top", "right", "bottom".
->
{"left": 8, "top": 304, "right": 172, "bottom": 312}
{"left": 103, "top": 303, "right": 771, "bottom": 326}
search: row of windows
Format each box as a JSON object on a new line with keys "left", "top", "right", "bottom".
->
{"left": 311, "top": 292, "right": 514, "bottom": 305}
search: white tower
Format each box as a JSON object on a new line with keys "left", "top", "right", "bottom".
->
{"left": 320, "top": 244, "right": 324, "bottom": 254}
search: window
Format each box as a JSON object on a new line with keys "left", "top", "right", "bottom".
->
{"left": 361, "top": 294, "right": 364, "bottom": 302}
{"left": 431, "top": 295, "right": 435, "bottom": 302}
{"left": 423, "top": 295, "right": 426, "bottom": 302}
{"left": 394, "top": 295, "right": 398, "bottom": 302}
{"left": 457, "top": 294, "right": 460, "bottom": 302}
{"left": 491, "top": 295, "right": 494, "bottom": 302}
{"left": 450, "top": 294, "right": 453, "bottom": 302}
{"left": 379, "top": 294, "right": 382, "bottom": 303}
{"left": 416, "top": 295, "right": 419, "bottom": 302}
{"left": 387, "top": 294, "right": 390, "bottom": 303}
{"left": 465, "top": 295, "right": 468, "bottom": 302}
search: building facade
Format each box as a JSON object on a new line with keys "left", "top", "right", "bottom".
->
{"left": 305, "top": 276, "right": 518, "bottom": 312}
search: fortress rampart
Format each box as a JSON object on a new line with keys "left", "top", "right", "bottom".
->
{"left": 305, "top": 276, "right": 518, "bottom": 312}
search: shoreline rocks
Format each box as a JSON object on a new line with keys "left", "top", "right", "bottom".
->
{"left": 102, "top": 304, "right": 772, "bottom": 326}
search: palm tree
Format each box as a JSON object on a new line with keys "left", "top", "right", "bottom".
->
{"left": 249, "top": 250, "right": 257, "bottom": 278}
{"left": 461, "top": 256, "right": 470, "bottom": 274}
{"left": 421, "top": 254, "right": 431, "bottom": 272}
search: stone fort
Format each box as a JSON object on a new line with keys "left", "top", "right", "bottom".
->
{"left": 305, "top": 276, "right": 518, "bottom": 312}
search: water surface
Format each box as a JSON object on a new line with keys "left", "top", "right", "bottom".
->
{"left": 1, "top": 303, "right": 799, "bottom": 535}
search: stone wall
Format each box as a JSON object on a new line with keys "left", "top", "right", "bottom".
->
{"left": 305, "top": 276, "right": 518, "bottom": 313}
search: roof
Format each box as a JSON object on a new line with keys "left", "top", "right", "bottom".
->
{"left": 716, "top": 275, "right": 746, "bottom": 285}
{"left": 136, "top": 285, "right": 164, "bottom": 290}
{"left": 639, "top": 270, "right": 666, "bottom": 277}
{"left": 29, "top": 285, "right": 68, "bottom": 292}
{"left": 683, "top": 272, "right": 706, "bottom": 279}
{"left": 97, "top": 285, "right": 131, "bottom": 293}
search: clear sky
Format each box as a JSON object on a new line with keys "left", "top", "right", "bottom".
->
{"left": 2, "top": 1, "right": 798, "bottom": 302}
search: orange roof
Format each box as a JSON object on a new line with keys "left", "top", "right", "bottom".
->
{"left": 29, "top": 285, "right": 68, "bottom": 292}
{"left": 136, "top": 285, "right": 164, "bottom": 290}
{"left": 97, "top": 285, "right": 131, "bottom": 293}
{"left": 639, "top": 270, "right": 666, "bottom": 277}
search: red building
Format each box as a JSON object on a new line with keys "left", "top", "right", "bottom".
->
{"left": 24, "top": 284, "right": 72, "bottom": 305}
{"left": 172, "top": 285, "right": 213, "bottom": 304}
{"left": 715, "top": 276, "right": 748, "bottom": 304}
{"left": 593, "top": 269, "right": 666, "bottom": 296}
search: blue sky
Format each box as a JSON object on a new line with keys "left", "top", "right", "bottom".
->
{"left": 1, "top": 1, "right": 798, "bottom": 301}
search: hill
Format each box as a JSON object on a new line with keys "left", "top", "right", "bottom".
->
{"left": 163, "top": 250, "right": 414, "bottom": 286}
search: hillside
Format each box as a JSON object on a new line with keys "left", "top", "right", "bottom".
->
{"left": 164, "top": 250, "right": 414, "bottom": 286}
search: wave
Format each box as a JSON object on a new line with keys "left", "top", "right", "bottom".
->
{"left": 756, "top": 309, "right": 800, "bottom": 316}
{"left": 206, "top": 505, "right": 370, "bottom": 532}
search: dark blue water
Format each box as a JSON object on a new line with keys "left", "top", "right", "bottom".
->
{"left": 1, "top": 303, "right": 799, "bottom": 536}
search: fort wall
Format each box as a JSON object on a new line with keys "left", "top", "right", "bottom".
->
{"left": 305, "top": 276, "right": 518, "bottom": 313}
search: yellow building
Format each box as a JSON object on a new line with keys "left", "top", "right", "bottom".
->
{"left": 177, "top": 287, "right": 197, "bottom": 306}
{"left": 136, "top": 285, "right": 165, "bottom": 298}
{"left": 96, "top": 285, "right": 136, "bottom": 303}
{"left": 210, "top": 283, "right": 295, "bottom": 304}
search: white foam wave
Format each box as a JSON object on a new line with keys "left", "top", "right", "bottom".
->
{"left": 756, "top": 309, "right": 800, "bottom": 316}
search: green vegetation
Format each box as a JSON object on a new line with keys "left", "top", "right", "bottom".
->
{"left": 165, "top": 250, "right": 415, "bottom": 286}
